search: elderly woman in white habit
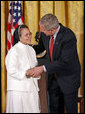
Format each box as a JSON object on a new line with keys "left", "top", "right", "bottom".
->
{"left": 5, "top": 25, "right": 41, "bottom": 113}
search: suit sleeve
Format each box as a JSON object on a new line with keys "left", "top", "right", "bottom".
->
{"left": 31, "top": 48, "right": 41, "bottom": 80}
{"left": 45, "top": 32, "right": 79, "bottom": 75}
{"left": 5, "top": 48, "right": 26, "bottom": 80}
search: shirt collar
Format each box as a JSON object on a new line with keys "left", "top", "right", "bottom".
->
{"left": 18, "top": 41, "right": 28, "bottom": 49}
{"left": 53, "top": 25, "right": 60, "bottom": 38}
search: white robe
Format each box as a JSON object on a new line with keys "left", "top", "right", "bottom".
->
{"left": 5, "top": 42, "right": 41, "bottom": 113}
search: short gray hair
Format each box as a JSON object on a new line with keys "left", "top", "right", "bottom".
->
{"left": 39, "top": 13, "right": 59, "bottom": 31}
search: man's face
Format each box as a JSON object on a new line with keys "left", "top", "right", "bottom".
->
{"left": 39, "top": 24, "right": 52, "bottom": 36}
{"left": 20, "top": 28, "right": 32, "bottom": 45}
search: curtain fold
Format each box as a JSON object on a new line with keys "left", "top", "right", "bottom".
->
{"left": 67, "top": 1, "right": 84, "bottom": 95}
{"left": 24, "top": 1, "right": 39, "bottom": 44}
{"left": 1, "top": 1, "right": 84, "bottom": 113}
{"left": 40, "top": 1, "right": 53, "bottom": 17}
{"left": 54, "top": 1, "right": 66, "bottom": 26}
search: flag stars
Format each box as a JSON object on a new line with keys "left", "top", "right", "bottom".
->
{"left": 18, "top": 1, "right": 21, "bottom": 4}
{"left": 7, "top": 1, "right": 24, "bottom": 50}
{"left": 15, "top": 1, "right": 18, "bottom": 4}
{"left": 13, "top": 19, "right": 15, "bottom": 23}
{"left": 13, "top": 13, "right": 16, "bottom": 17}
{"left": 18, "top": 13, "right": 21, "bottom": 17}
{"left": 14, "top": 6, "right": 17, "bottom": 10}
{"left": 18, "top": 7, "right": 21, "bottom": 11}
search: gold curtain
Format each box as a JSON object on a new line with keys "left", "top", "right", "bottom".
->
{"left": 1, "top": 1, "right": 84, "bottom": 113}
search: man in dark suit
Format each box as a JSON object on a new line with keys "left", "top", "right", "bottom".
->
{"left": 26, "top": 13, "right": 81, "bottom": 113}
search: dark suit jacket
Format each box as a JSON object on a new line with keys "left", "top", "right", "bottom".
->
{"left": 33, "top": 23, "right": 81, "bottom": 94}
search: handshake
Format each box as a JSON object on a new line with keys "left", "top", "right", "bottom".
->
{"left": 26, "top": 66, "right": 44, "bottom": 78}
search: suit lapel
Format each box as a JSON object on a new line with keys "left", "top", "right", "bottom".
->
{"left": 52, "top": 25, "right": 64, "bottom": 60}
{"left": 45, "top": 23, "right": 65, "bottom": 61}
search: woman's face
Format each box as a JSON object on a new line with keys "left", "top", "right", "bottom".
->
{"left": 20, "top": 28, "right": 32, "bottom": 45}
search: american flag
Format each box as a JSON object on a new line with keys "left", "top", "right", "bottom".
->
{"left": 7, "top": 1, "right": 24, "bottom": 50}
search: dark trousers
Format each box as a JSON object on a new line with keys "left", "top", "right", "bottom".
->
{"left": 47, "top": 78, "right": 78, "bottom": 113}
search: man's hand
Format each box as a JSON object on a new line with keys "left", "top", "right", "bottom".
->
{"left": 31, "top": 66, "right": 44, "bottom": 78}
{"left": 26, "top": 66, "right": 44, "bottom": 78}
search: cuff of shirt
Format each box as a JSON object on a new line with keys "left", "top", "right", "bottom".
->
{"left": 43, "top": 65, "right": 47, "bottom": 72}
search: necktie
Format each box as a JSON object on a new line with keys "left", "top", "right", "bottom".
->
{"left": 50, "top": 35, "right": 54, "bottom": 61}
